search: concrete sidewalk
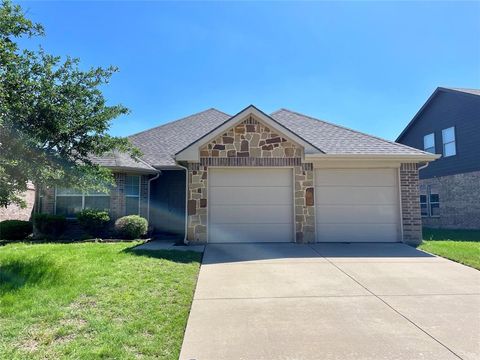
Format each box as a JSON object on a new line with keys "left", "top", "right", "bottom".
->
{"left": 180, "top": 243, "right": 480, "bottom": 360}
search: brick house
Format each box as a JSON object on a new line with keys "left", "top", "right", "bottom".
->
{"left": 38, "top": 105, "right": 437, "bottom": 245}
{"left": 396, "top": 87, "right": 480, "bottom": 229}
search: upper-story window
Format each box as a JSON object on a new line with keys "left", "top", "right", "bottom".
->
{"left": 423, "top": 133, "right": 435, "bottom": 153}
{"left": 442, "top": 127, "right": 456, "bottom": 157}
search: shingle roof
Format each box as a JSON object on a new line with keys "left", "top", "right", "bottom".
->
{"left": 270, "top": 109, "right": 428, "bottom": 155}
{"left": 128, "top": 108, "right": 230, "bottom": 167}
{"left": 95, "top": 106, "right": 430, "bottom": 170}
{"left": 90, "top": 151, "right": 157, "bottom": 172}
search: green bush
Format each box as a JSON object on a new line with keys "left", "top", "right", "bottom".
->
{"left": 33, "top": 213, "right": 67, "bottom": 238}
{"left": 77, "top": 209, "right": 110, "bottom": 236}
{"left": 0, "top": 220, "right": 33, "bottom": 240}
{"left": 114, "top": 215, "right": 148, "bottom": 239}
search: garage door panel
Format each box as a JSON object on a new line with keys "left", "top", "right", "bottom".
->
{"left": 210, "top": 224, "right": 292, "bottom": 243}
{"left": 315, "top": 168, "right": 396, "bottom": 187}
{"left": 315, "top": 168, "right": 400, "bottom": 243}
{"left": 210, "top": 186, "right": 291, "bottom": 205}
{"left": 210, "top": 205, "right": 292, "bottom": 224}
{"left": 209, "top": 168, "right": 293, "bottom": 243}
{"left": 210, "top": 168, "right": 292, "bottom": 187}
{"left": 316, "top": 187, "right": 397, "bottom": 205}
{"left": 316, "top": 205, "right": 398, "bottom": 224}
{"left": 317, "top": 224, "right": 399, "bottom": 243}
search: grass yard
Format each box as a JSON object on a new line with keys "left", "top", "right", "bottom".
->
{"left": 420, "top": 228, "right": 480, "bottom": 270}
{"left": 0, "top": 242, "right": 201, "bottom": 359}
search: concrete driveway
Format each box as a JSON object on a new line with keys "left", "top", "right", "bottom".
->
{"left": 179, "top": 243, "right": 480, "bottom": 360}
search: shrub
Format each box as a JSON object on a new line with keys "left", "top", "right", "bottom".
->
{"left": 33, "top": 214, "right": 67, "bottom": 238}
{"left": 77, "top": 209, "right": 110, "bottom": 236}
{"left": 0, "top": 220, "right": 33, "bottom": 240}
{"left": 114, "top": 215, "right": 148, "bottom": 239}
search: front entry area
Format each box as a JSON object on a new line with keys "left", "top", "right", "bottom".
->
{"left": 208, "top": 168, "right": 294, "bottom": 243}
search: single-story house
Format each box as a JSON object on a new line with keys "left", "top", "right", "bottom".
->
{"left": 37, "top": 105, "right": 438, "bottom": 245}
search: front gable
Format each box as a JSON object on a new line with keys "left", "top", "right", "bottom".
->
{"left": 199, "top": 115, "right": 303, "bottom": 159}
{"left": 175, "top": 105, "right": 321, "bottom": 162}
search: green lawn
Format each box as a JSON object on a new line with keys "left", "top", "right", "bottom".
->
{"left": 0, "top": 242, "right": 201, "bottom": 359}
{"left": 419, "top": 228, "right": 480, "bottom": 270}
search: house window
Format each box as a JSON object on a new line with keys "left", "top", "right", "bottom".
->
{"left": 419, "top": 185, "right": 428, "bottom": 217}
{"left": 442, "top": 127, "right": 456, "bottom": 157}
{"left": 429, "top": 186, "right": 440, "bottom": 216}
{"left": 56, "top": 187, "right": 110, "bottom": 218}
{"left": 125, "top": 175, "right": 140, "bottom": 215}
{"left": 423, "top": 133, "right": 435, "bottom": 153}
{"left": 419, "top": 185, "right": 440, "bottom": 217}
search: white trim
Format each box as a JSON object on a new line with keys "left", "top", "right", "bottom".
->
{"left": 125, "top": 175, "right": 141, "bottom": 216}
{"left": 176, "top": 106, "right": 320, "bottom": 162}
{"left": 54, "top": 187, "right": 110, "bottom": 218}
{"left": 305, "top": 153, "right": 440, "bottom": 162}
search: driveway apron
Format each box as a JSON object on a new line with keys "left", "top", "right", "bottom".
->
{"left": 179, "top": 243, "right": 480, "bottom": 360}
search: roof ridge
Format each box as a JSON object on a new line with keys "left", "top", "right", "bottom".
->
{"left": 274, "top": 108, "right": 429, "bottom": 154}
{"left": 128, "top": 108, "right": 229, "bottom": 139}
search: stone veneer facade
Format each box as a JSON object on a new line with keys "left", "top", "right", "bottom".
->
{"left": 38, "top": 173, "right": 149, "bottom": 220}
{"left": 186, "top": 115, "right": 315, "bottom": 244}
{"left": 400, "top": 163, "right": 423, "bottom": 245}
{"left": 420, "top": 171, "right": 480, "bottom": 229}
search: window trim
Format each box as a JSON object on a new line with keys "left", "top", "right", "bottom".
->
{"left": 125, "top": 175, "right": 141, "bottom": 216}
{"left": 423, "top": 133, "right": 435, "bottom": 154}
{"left": 441, "top": 126, "right": 456, "bottom": 157}
{"left": 55, "top": 187, "right": 110, "bottom": 218}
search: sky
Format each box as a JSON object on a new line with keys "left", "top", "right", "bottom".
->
{"left": 17, "top": 1, "right": 480, "bottom": 140}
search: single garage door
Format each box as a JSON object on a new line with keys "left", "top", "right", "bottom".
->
{"left": 209, "top": 168, "right": 294, "bottom": 243}
{"left": 315, "top": 168, "right": 400, "bottom": 242}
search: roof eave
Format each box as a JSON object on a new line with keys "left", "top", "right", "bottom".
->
{"left": 103, "top": 166, "right": 160, "bottom": 174}
{"left": 305, "top": 153, "right": 441, "bottom": 163}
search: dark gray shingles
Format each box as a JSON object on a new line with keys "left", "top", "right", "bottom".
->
{"left": 128, "top": 108, "right": 231, "bottom": 166}
{"left": 270, "top": 109, "right": 429, "bottom": 155}
{"left": 90, "top": 151, "right": 156, "bottom": 171}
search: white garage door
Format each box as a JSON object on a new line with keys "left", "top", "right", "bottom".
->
{"left": 315, "top": 168, "right": 400, "bottom": 243}
{"left": 209, "top": 168, "right": 294, "bottom": 243}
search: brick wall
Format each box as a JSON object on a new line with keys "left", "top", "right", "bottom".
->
{"left": 400, "top": 163, "right": 422, "bottom": 245}
{"left": 187, "top": 115, "right": 315, "bottom": 244}
{"left": 37, "top": 173, "right": 149, "bottom": 221}
{"left": 0, "top": 183, "right": 36, "bottom": 221}
{"left": 421, "top": 171, "right": 480, "bottom": 229}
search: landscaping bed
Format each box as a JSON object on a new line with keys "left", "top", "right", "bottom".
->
{"left": 0, "top": 242, "right": 201, "bottom": 359}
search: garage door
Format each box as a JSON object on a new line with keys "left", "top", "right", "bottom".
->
{"left": 315, "top": 168, "right": 400, "bottom": 242}
{"left": 209, "top": 168, "right": 293, "bottom": 243}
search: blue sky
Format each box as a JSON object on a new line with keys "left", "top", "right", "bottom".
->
{"left": 18, "top": 1, "right": 480, "bottom": 140}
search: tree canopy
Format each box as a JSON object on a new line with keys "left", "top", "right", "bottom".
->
{"left": 0, "top": 0, "right": 139, "bottom": 207}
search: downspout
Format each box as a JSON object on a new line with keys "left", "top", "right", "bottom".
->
{"left": 147, "top": 172, "right": 161, "bottom": 223}
{"left": 176, "top": 163, "right": 190, "bottom": 245}
{"left": 418, "top": 162, "right": 429, "bottom": 171}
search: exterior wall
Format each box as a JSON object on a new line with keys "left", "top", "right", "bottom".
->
{"left": 37, "top": 173, "right": 149, "bottom": 220}
{"left": 0, "top": 183, "right": 35, "bottom": 221}
{"left": 186, "top": 115, "right": 315, "bottom": 244}
{"left": 397, "top": 90, "right": 480, "bottom": 179}
{"left": 420, "top": 171, "right": 480, "bottom": 229}
{"left": 400, "top": 163, "right": 423, "bottom": 245}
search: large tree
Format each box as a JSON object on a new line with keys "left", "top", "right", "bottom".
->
{"left": 0, "top": 0, "right": 139, "bottom": 207}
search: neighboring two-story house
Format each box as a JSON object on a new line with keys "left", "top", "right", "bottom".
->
{"left": 396, "top": 87, "right": 480, "bottom": 229}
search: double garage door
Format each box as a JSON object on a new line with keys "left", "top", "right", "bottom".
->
{"left": 208, "top": 168, "right": 400, "bottom": 243}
